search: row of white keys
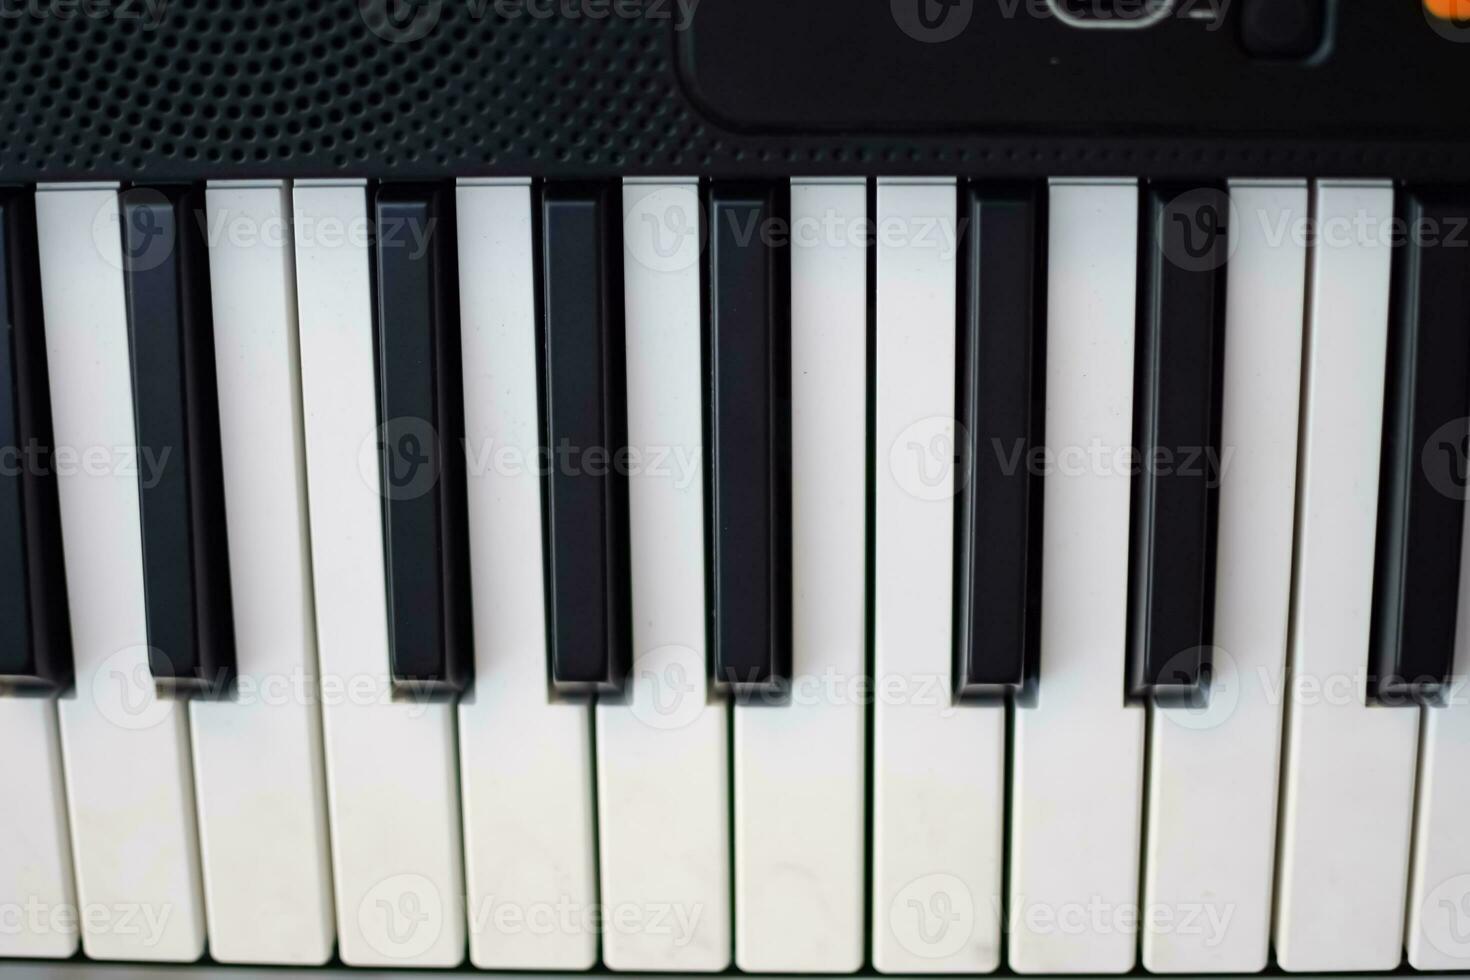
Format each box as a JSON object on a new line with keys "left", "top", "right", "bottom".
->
{"left": 18, "top": 178, "right": 574, "bottom": 968}
{"left": 454, "top": 178, "right": 599, "bottom": 970}
{"left": 1008, "top": 178, "right": 1144, "bottom": 974}
{"left": 1273, "top": 180, "right": 1417, "bottom": 973}
{"left": 1140, "top": 181, "right": 1309, "bottom": 973}
{"left": 19, "top": 175, "right": 1448, "bottom": 977}
{"left": 35, "top": 183, "right": 207, "bottom": 962}
{"left": 733, "top": 178, "right": 867, "bottom": 973}
{"left": 18, "top": 178, "right": 726, "bottom": 970}
{"left": 871, "top": 177, "right": 1006, "bottom": 974}
{"left": 190, "top": 181, "right": 334, "bottom": 965}
{"left": 292, "top": 179, "right": 465, "bottom": 967}
{"left": 596, "top": 178, "right": 730, "bottom": 971}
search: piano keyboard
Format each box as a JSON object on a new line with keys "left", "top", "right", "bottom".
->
{"left": 2, "top": 175, "right": 1470, "bottom": 977}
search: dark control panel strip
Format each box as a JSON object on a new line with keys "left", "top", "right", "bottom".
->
{"left": 0, "top": 1, "right": 1468, "bottom": 181}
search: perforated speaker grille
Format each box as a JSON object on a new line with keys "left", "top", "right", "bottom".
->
{"left": 1, "top": 0, "right": 706, "bottom": 176}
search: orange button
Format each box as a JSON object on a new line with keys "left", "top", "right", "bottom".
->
{"left": 1426, "top": 0, "right": 1470, "bottom": 20}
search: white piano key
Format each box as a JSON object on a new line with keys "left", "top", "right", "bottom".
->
{"left": 1008, "top": 178, "right": 1143, "bottom": 975}
{"left": 1274, "top": 180, "right": 1416, "bottom": 973}
{"left": 1141, "top": 180, "right": 1308, "bottom": 973}
{"left": 0, "top": 696, "right": 77, "bottom": 958}
{"left": 871, "top": 177, "right": 1004, "bottom": 975}
{"left": 1409, "top": 577, "right": 1470, "bottom": 968}
{"left": 1409, "top": 573, "right": 1470, "bottom": 969}
{"left": 733, "top": 178, "right": 866, "bottom": 974}
{"left": 292, "top": 180, "right": 465, "bottom": 968}
{"left": 595, "top": 178, "right": 730, "bottom": 972}
{"left": 187, "top": 181, "right": 334, "bottom": 965}
{"left": 35, "top": 183, "right": 207, "bottom": 962}
{"left": 454, "top": 178, "right": 598, "bottom": 971}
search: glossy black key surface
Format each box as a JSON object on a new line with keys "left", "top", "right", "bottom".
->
{"left": 541, "top": 184, "right": 630, "bottom": 693}
{"left": 954, "top": 183, "right": 1043, "bottom": 697}
{"left": 1125, "top": 183, "right": 1227, "bottom": 701}
{"left": 373, "top": 185, "right": 472, "bottom": 696}
{"left": 709, "top": 183, "right": 791, "bottom": 693}
{"left": 122, "top": 186, "right": 235, "bottom": 695}
{"left": 1369, "top": 189, "right": 1470, "bottom": 703}
{"left": 0, "top": 191, "right": 70, "bottom": 690}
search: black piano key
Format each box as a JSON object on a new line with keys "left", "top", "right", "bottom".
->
{"left": 122, "top": 186, "right": 235, "bottom": 696}
{"left": 541, "top": 184, "right": 630, "bottom": 694}
{"left": 0, "top": 191, "right": 71, "bottom": 691}
{"left": 1125, "top": 183, "right": 1228, "bottom": 701}
{"left": 1369, "top": 189, "right": 1470, "bottom": 703}
{"left": 709, "top": 182, "right": 791, "bottom": 694}
{"left": 372, "top": 185, "right": 472, "bottom": 697}
{"left": 954, "top": 183, "right": 1044, "bottom": 697}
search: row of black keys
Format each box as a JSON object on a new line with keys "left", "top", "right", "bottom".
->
{"left": 961, "top": 183, "right": 1470, "bottom": 705}
{"left": 0, "top": 182, "right": 786, "bottom": 698}
{"left": 1, "top": 182, "right": 1467, "bottom": 705}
